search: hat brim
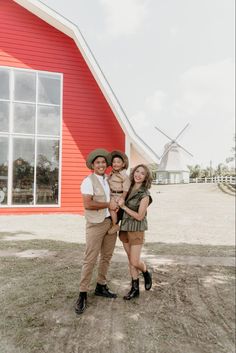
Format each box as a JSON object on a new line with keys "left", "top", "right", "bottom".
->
{"left": 86, "top": 148, "right": 110, "bottom": 170}
{"left": 107, "top": 150, "right": 129, "bottom": 169}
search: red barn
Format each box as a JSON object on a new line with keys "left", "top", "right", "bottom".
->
{"left": 0, "top": 0, "right": 158, "bottom": 215}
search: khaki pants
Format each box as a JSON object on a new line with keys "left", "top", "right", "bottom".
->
{"left": 79, "top": 218, "right": 117, "bottom": 292}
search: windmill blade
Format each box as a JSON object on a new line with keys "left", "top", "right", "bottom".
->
{"left": 174, "top": 123, "right": 190, "bottom": 142}
{"left": 159, "top": 142, "right": 175, "bottom": 160}
{"left": 175, "top": 142, "right": 193, "bottom": 157}
{"left": 155, "top": 123, "right": 193, "bottom": 158}
{"left": 160, "top": 140, "right": 193, "bottom": 161}
{"left": 155, "top": 126, "right": 174, "bottom": 142}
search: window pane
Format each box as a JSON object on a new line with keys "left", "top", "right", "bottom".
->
{"left": 0, "top": 101, "right": 9, "bottom": 132}
{"left": 38, "top": 74, "right": 61, "bottom": 104}
{"left": 36, "top": 139, "right": 59, "bottom": 204}
{"left": 0, "top": 137, "right": 8, "bottom": 205}
{"left": 37, "top": 105, "right": 60, "bottom": 135}
{"left": 0, "top": 69, "right": 10, "bottom": 99}
{"left": 14, "top": 71, "right": 36, "bottom": 102}
{"left": 12, "top": 138, "right": 34, "bottom": 205}
{"left": 13, "top": 103, "right": 35, "bottom": 134}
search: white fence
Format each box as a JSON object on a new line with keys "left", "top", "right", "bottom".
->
{"left": 190, "top": 176, "right": 236, "bottom": 185}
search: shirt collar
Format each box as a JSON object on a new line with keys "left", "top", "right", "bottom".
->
{"left": 94, "top": 173, "right": 107, "bottom": 181}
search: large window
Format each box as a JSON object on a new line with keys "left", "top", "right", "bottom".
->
{"left": 0, "top": 67, "right": 62, "bottom": 207}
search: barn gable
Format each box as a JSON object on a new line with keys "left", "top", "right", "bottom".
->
{"left": 0, "top": 0, "right": 158, "bottom": 214}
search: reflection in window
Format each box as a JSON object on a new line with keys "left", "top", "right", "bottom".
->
{"left": 38, "top": 105, "right": 60, "bottom": 136}
{"left": 12, "top": 138, "right": 34, "bottom": 205}
{"left": 38, "top": 74, "right": 61, "bottom": 104}
{"left": 0, "top": 137, "right": 8, "bottom": 205}
{"left": 14, "top": 71, "right": 36, "bottom": 102}
{"left": 0, "top": 69, "right": 9, "bottom": 99}
{"left": 36, "top": 140, "right": 59, "bottom": 204}
{"left": 0, "top": 101, "right": 9, "bottom": 132}
{"left": 13, "top": 103, "right": 35, "bottom": 134}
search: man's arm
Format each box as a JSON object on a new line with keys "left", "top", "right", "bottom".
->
{"left": 82, "top": 194, "right": 118, "bottom": 211}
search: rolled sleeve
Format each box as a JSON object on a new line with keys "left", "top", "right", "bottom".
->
{"left": 123, "top": 175, "right": 131, "bottom": 192}
{"left": 80, "top": 177, "right": 93, "bottom": 195}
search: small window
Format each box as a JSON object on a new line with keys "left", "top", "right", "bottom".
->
{"left": 14, "top": 71, "right": 36, "bottom": 102}
{"left": 0, "top": 136, "right": 8, "bottom": 205}
{"left": 13, "top": 103, "right": 35, "bottom": 134}
{"left": 38, "top": 74, "right": 61, "bottom": 104}
{"left": 37, "top": 105, "right": 60, "bottom": 136}
{"left": 0, "top": 101, "right": 9, "bottom": 132}
{"left": 0, "top": 69, "right": 10, "bottom": 99}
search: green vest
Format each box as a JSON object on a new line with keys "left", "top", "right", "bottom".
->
{"left": 120, "top": 186, "right": 152, "bottom": 232}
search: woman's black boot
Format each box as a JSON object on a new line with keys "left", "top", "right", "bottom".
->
{"left": 74, "top": 292, "right": 87, "bottom": 315}
{"left": 142, "top": 269, "right": 152, "bottom": 290}
{"left": 123, "top": 279, "right": 139, "bottom": 300}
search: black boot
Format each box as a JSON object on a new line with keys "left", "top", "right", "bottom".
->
{"left": 74, "top": 292, "right": 87, "bottom": 315}
{"left": 142, "top": 269, "right": 152, "bottom": 290}
{"left": 94, "top": 283, "right": 117, "bottom": 298}
{"left": 123, "top": 279, "right": 139, "bottom": 300}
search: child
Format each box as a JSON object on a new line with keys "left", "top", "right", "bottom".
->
{"left": 107, "top": 150, "right": 131, "bottom": 235}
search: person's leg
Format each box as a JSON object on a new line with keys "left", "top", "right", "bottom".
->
{"left": 79, "top": 221, "right": 107, "bottom": 292}
{"left": 108, "top": 196, "right": 120, "bottom": 234}
{"left": 110, "top": 209, "right": 117, "bottom": 226}
{"left": 121, "top": 241, "right": 140, "bottom": 300}
{"left": 129, "top": 244, "right": 152, "bottom": 290}
{"left": 108, "top": 210, "right": 120, "bottom": 234}
{"left": 95, "top": 218, "right": 117, "bottom": 297}
{"left": 75, "top": 220, "right": 112, "bottom": 314}
{"left": 122, "top": 242, "right": 132, "bottom": 272}
{"left": 75, "top": 221, "right": 106, "bottom": 315}
{"left": 129, "top": 244, "right": 146, "bottom": 275}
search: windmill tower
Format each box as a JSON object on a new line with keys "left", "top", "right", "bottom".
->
{"left": 155, "top": 124, "right": 193, "bottom": 184}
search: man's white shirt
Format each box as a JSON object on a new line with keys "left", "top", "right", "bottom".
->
{"left": 80, "top": 173, "right": 110, "bottom": 217}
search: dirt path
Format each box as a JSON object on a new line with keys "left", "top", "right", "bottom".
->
{"left": 0, "top": 239, "right": 235, "bottom": 353}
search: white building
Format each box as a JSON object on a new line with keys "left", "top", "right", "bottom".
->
{"left": 156, "top": 142, "right": 190, "bottom": 184}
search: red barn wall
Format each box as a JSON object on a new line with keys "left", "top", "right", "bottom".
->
{"left": 0, "top": 0, "right": 125, "bottom": 214}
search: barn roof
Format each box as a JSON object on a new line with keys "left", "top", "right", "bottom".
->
{"left": 13, "top": 0, "right": 159, "bottom": 164}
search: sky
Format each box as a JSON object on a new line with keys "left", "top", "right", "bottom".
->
{"left": 44, "top": 0, "right": 235, "bottom": 168}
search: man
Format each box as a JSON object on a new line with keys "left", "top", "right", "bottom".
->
{"left": 75, "top": 148, "right": 118, "bottom": 315}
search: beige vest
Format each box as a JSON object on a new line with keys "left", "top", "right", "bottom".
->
{"left": 84, "top": 174, "right": 107, "bottom": 223}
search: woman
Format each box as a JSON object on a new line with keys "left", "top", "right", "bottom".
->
{"left": 118, "top": 164, "right": 153, "bottom": 300}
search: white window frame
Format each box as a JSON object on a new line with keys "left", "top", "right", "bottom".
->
{"left": 0, "top": 66, "right": 63, "bottom": 208}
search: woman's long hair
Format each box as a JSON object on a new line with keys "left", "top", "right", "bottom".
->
{"left": 129, "top": 164, "right": 153, "bottom": 190}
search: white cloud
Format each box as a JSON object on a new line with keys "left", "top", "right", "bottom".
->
{"left": 169, "top": 27, "right": 179, "bottom": 38}
{"left": 100, "top": 0, "right": 148, "bottom": 37}
{"left": 130, "top": 110, "right": 149, "bottom": 129}
{"left": 174, "top": 59, "right": 235, "bottom": 118}
{"left": 130, "top": 89, "right": 167, "bottom": 130}
{"left": 145, "top": 90, "right": 167, "bottom": 113}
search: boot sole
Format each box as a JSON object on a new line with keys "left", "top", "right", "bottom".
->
{"left": 123, "top": 294, "right": 140, "bottom": 300}
{"left": 75, "top": 305, "right": 87, "bottom": 315}
{"left": 94, "top": 292, "right": 117, "bottom": 298}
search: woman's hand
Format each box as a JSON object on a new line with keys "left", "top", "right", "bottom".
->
{"left": 118, "top": 198, "right": 125, "bottom": 208}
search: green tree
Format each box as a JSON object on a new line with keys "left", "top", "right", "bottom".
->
{"left": 188, "top": 164, "right": 202, "bottom": 178}
{"left": 226, "top": 135, "right": 236, "bottom": 163}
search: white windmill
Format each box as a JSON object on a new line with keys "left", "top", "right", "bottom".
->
{"left": 155, "top": 124, "right": 193, "bottom": 184}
